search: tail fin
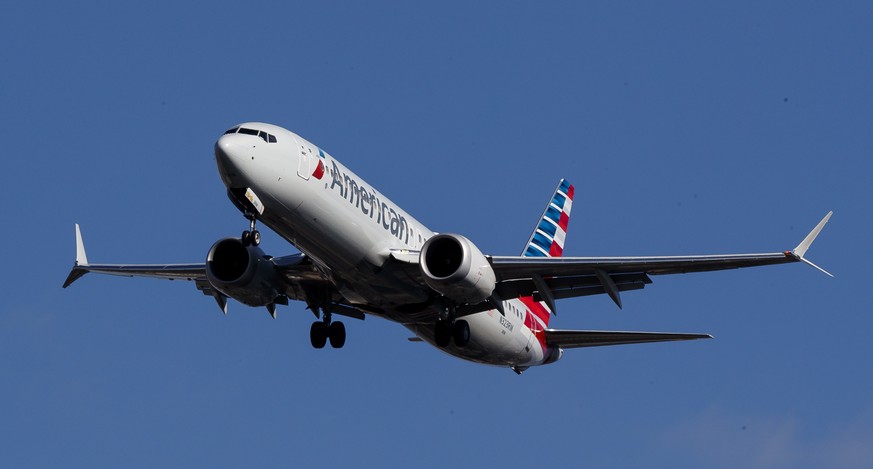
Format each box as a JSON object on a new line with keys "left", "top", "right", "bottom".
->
{"left": 516, "top": 180, "right": 574, "bottom": 325}
{"left": 522, "top": 179, "right": 574, "bottom": 258}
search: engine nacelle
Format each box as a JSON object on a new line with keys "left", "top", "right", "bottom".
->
{"left": 205, "top": 238, "right": 282, "bottom": 307}
{"left": 419, "top": 233, "right": 496, "bottom": 304}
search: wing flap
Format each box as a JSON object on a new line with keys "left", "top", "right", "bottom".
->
{"left": 495, "top": 272, "right": 652, "bottom": 301}
{"left": 545, "top": 329, "right": 712, "bottom": 349}
{"left": 551, "top": 282, "right": 646, "bottom": 300}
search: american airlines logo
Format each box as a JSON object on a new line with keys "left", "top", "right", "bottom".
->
{"left": 329, "top": 160, "right": 410, "bottom": 244}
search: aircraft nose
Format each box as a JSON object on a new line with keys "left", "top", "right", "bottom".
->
{"left": 214, "top": 134, "right": 250, "bottom": 185}
{"left": 215, "top": 134, "right": 247, "bottom": 164}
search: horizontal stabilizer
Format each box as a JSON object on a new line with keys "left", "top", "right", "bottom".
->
{"left": 545, "top": 329, "right": 711, "bottom": 349}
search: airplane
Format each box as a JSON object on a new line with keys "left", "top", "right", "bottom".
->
{"left": 63, "top": 122, "right": 832, "bottom": 373}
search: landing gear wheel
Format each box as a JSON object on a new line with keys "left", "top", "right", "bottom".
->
{"left": 310, "top": 321, "right": 327, "bottom": 349}
{"left": 241, "top": 213, "right": 260, "bottom": 247}
{"left": 452, "top": 320, "right": 470, "bottom": 347}
{"left": 434, "top": 320, "right": 452, "bottom": 348}
{"left": 329, "top": 321, "right": 346, "bottom": 349}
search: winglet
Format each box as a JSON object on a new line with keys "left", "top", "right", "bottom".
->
{"left": 62, "top": 224, "right": 90, "bottom": 288}
{"left": 791, "top": 211, "right": 833, "bottom": 277}
{"left": 75, "top": 224, "right": 89, "bottom": 266}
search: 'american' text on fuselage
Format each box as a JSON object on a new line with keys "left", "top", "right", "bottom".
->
{"left": 328, "top": 160, "right": 410, "bottom": 245}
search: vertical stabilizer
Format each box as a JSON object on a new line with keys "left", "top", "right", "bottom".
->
{"left": 522, "top": 179, "right": 574, "bottom": 258}
{"left": 518, "top": 180, "right": 574, "bottom": 321}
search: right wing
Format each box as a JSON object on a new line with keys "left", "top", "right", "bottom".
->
{"left": 545, "top": 329, "right": 712, "bottom": 349}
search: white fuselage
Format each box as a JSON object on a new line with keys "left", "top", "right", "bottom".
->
{"left": 214, "top": 123, "right": 553, "bottom": 368}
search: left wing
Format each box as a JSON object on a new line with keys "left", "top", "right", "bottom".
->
{"left": 62, "top": 225, "right": 207, "bottom": 288}
{"left": 62, "top": 224, "right": 340, "bottom": 317}
{"left": 490, "top": 211, "right": 832, "bottom": 310}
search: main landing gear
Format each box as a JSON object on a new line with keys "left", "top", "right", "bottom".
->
{"left": 434, "top": 319, "right": 470, "bottom": 348}
{"left": 310, "top": 313, "right": 345, "bottom": 349}
{"left": 305, "top": 289, "right": 346, "bottom": 349}
{"left": 241, "top": 213, "right": 261, "bottom": 247}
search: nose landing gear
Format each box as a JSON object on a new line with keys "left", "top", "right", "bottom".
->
{"left": 241, "top": 212, "right": 261, "bottom": 247}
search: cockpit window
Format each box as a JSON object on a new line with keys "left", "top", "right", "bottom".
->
{"left": 224, "top": 126, "right": 278, "bottom": 143}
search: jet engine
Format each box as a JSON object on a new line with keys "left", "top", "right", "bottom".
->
{"left": 419, "top": 233, "right": 496, "bottom": 304}
{"left": 205, "top": 238, "right": 282, "bottom": 307}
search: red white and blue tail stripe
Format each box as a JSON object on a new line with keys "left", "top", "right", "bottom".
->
{"left": 522, "top": 179, "right": 574, "bottom": 258}
{"left": 516, "top": 179, "right": 574, "bottom": 334}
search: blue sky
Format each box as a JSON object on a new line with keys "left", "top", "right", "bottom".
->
{"left": 2, "top": 1, "right": 871, "bottom": 467}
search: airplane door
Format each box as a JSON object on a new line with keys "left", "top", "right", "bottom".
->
{"left": 297, "top": 142, "right": 311, "bottom": 180}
